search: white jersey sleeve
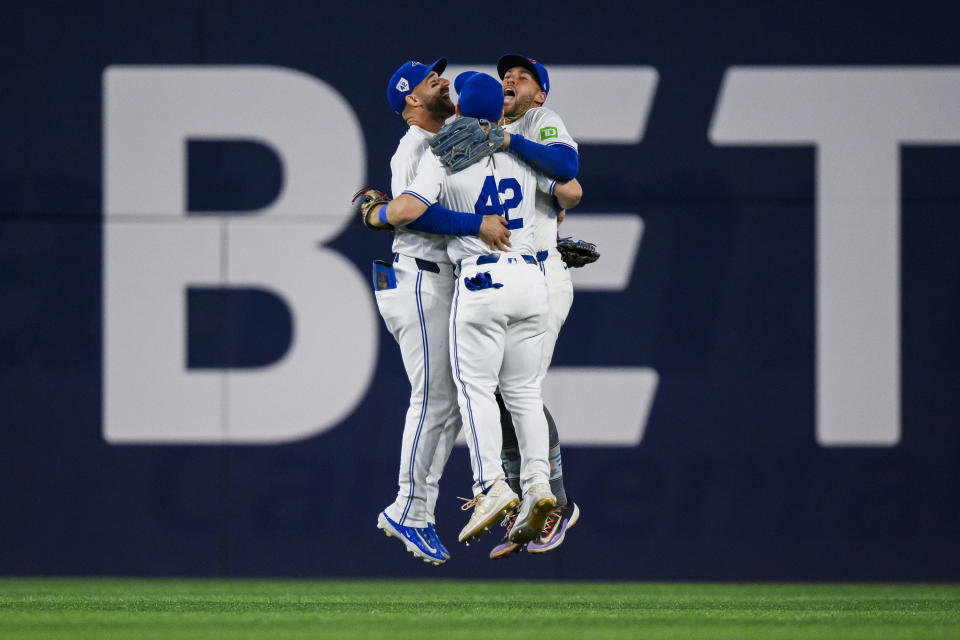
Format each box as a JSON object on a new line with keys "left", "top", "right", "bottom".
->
{"left": 536, "top": 170, "right": 556, "bottom": 196}
{"left": 387, "top": 126, "right": 451, "bottom": 264}
{"left": 508, "top": 106, "right": 578, "bottom": 154}
{"left": 402, "top": 151, "right": 445, "bottom": 207}
{"left": 389, "top": 128, "right": 426, "bottom": 198}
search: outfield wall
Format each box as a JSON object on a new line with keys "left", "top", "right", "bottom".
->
{"left": 2, "top": 0, "right": 959, "bottom": 579}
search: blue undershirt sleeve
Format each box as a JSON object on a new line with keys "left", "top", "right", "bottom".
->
{"left": 405, "top": 203, "right": 484, "bottom": 236}
{"left": 507, "top": 134, "right": 579, "bottom": 181}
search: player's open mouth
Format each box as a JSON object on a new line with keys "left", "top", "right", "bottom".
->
{"left": 503, "top": 88, "right": 516, "bottom": 97}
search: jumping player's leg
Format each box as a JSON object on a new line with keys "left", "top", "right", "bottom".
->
{"left": 376, "top": 260, "right": 459, "bottom": 529}
{"left": 491, "top": 256, "right": 573, "bottom": 555}
{"left": 524, "top": 259, "right": 578, "bottom": 552}
{"left": 497, "top": 263, "right": 551, "bottom": 494}
{"left": 499, "top": 327, "right": 550, "bottom": 495}
{"left": 449, "top": 277, "right": 510, "bottom": 495}
{"left": 536, "top": 261, "right": 574, "bottom": 508}
{"left": 498, "top": 270, "right": 554, "bottom": 544}
{"left": 449, "top": 272, "right": 524, "bottom": 544}
{"left": 499, "top": 257, "right": 573, "bottom": 498}
{"left": 540, "top": 262, "right": 573, "bottom": 507}
{"left": 500, "top": 399, "right": 568, "bottom": 507}
{"left": 497, "top": 394, "right": 522, "bottom": 496}
{"left": 423, "top": 403, "right": 460, "bottom": 523}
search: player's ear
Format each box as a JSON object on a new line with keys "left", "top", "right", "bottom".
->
{"left": 534, "top": 91, "right": 546, "bottom": 107}
{"left": 405, "top": 93, "right": 421, "bottom": 108}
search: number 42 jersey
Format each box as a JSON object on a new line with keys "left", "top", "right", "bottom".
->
{"left": 403, "top": 143, "right": 557, "bottom": 265}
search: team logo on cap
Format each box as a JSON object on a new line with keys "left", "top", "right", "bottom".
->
{"left": 396, "top": 77, "right": 410, "bottom": 92}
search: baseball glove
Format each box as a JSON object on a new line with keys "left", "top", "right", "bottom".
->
{"left": 557, "top": 236, "right": 600, "bottom": 268}
{"left": 351, "top": 187, "right": 393, "bottom": 230}
{"left": 430, "top": 118, "right": 506, "bottom": 172}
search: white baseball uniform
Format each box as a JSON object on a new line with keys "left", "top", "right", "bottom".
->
{"left": 505, "top": 106, "right": 579, "bottom": 378}
{"left": 404, "top": 144, "right": 554, "bottom": 496}
{"left": 376, "top": 125, "right": 461, "bottom": 528}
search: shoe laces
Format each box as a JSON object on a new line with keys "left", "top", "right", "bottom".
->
{"left": 541, "top": 507, "right": 562, "bottom": 533}
{"left": 500, "top": 508, "right": 519, "bottom": 530}
{"left": 458, "top": 495, "right": 482, "bottom": 511}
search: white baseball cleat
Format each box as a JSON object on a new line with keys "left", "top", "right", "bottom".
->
{"left": 508, "top": 483, "right": 556, "bottom": 545}
{"left": 458, "top": 479, "right": 520, "bottom": 544}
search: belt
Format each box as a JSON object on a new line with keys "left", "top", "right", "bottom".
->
{"left": 474, "top": 252, "right": 536, "bottom": 266}
{"left": 393, "top": 253, "right": 441, "bottom": 274}
{"left": 457, "top": 252, "right": 537, "bottom": 275}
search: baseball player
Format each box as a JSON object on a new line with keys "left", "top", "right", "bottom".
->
{"left": 378, "top": 72, "right": 583, "bottom": 546}
{"left": 373, "top": 58, "right": 498, "bottom": 566}
{"left": 484, "top": 54, "right": 583, "bottom": 559}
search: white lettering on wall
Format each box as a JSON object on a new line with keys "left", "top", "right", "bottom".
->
{"left": 103, "top": 66, "right": 376, "bottom": 443}
{"left": 710, "top": 67, "right": 960, "bottom": 445}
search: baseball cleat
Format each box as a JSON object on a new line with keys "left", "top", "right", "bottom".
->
{"left": 509, "top": 483, "right": 556, "bottom": 545}
{"left": 526, "top": 502, "right": 580, "bottom": 554}
{"left": 377, "top": 511, "right": 447, "bottom": 565}
{"left": 458, "top": 479, "right": 520, "bottom": 544}
{"left": 424, "top": 523, "right": 451, "bottom": 559}
{"left": 489, "top": 508, "right": 522, "bottom": 559}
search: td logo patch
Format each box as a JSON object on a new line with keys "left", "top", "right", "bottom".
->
{"left": 540, "top": 126, "right": 558, "bottom": 141}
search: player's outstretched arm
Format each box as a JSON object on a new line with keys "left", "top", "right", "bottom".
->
{"left": 554, "top": 178, "right": 582, "bottom": 211}
{"left": 505, "top": 133, "right": 578, "bottom": 181}
{"left": 404, "top": 202, "right": 511, "bottom": 250}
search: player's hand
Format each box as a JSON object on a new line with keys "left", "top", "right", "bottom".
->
{"left": 479, "top": 215, "right": 511, "bottom": 251}
{"left": 351, "top": 187, "right": 393, "bottom": 231}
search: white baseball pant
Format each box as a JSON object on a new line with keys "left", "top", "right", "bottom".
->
{"left": 375, "top": 253, "right": 462, "bottom": 528}
{"left": 450, "top": 252, "right": 550, "bottom": 496}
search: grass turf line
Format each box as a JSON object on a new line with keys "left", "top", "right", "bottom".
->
{"left": 1, "top": 579, "right": 959, "bottom": 639}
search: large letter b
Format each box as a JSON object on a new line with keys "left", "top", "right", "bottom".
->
{"left": 103, "top": 66, "right": 375, "bottom": 443}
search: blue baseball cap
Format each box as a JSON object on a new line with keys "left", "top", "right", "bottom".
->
{"left": 456, "top": 72, "right": 504, "bottom": 122}
{"left": 496, "top": 53, "right": 550, "bottom": 95}
{"left": 453, "top": 70, "right": 479, "bottom": 94}
{"left": 387, "top": 57, "right": 447, "bottom": 115}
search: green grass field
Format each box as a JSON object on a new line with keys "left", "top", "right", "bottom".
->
{"left": 1, "top": 578, "right": 958, "bottom": 639}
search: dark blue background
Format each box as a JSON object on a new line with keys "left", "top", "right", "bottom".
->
{"left": 1, "top": 0, "right": 958, "bottom": 579}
